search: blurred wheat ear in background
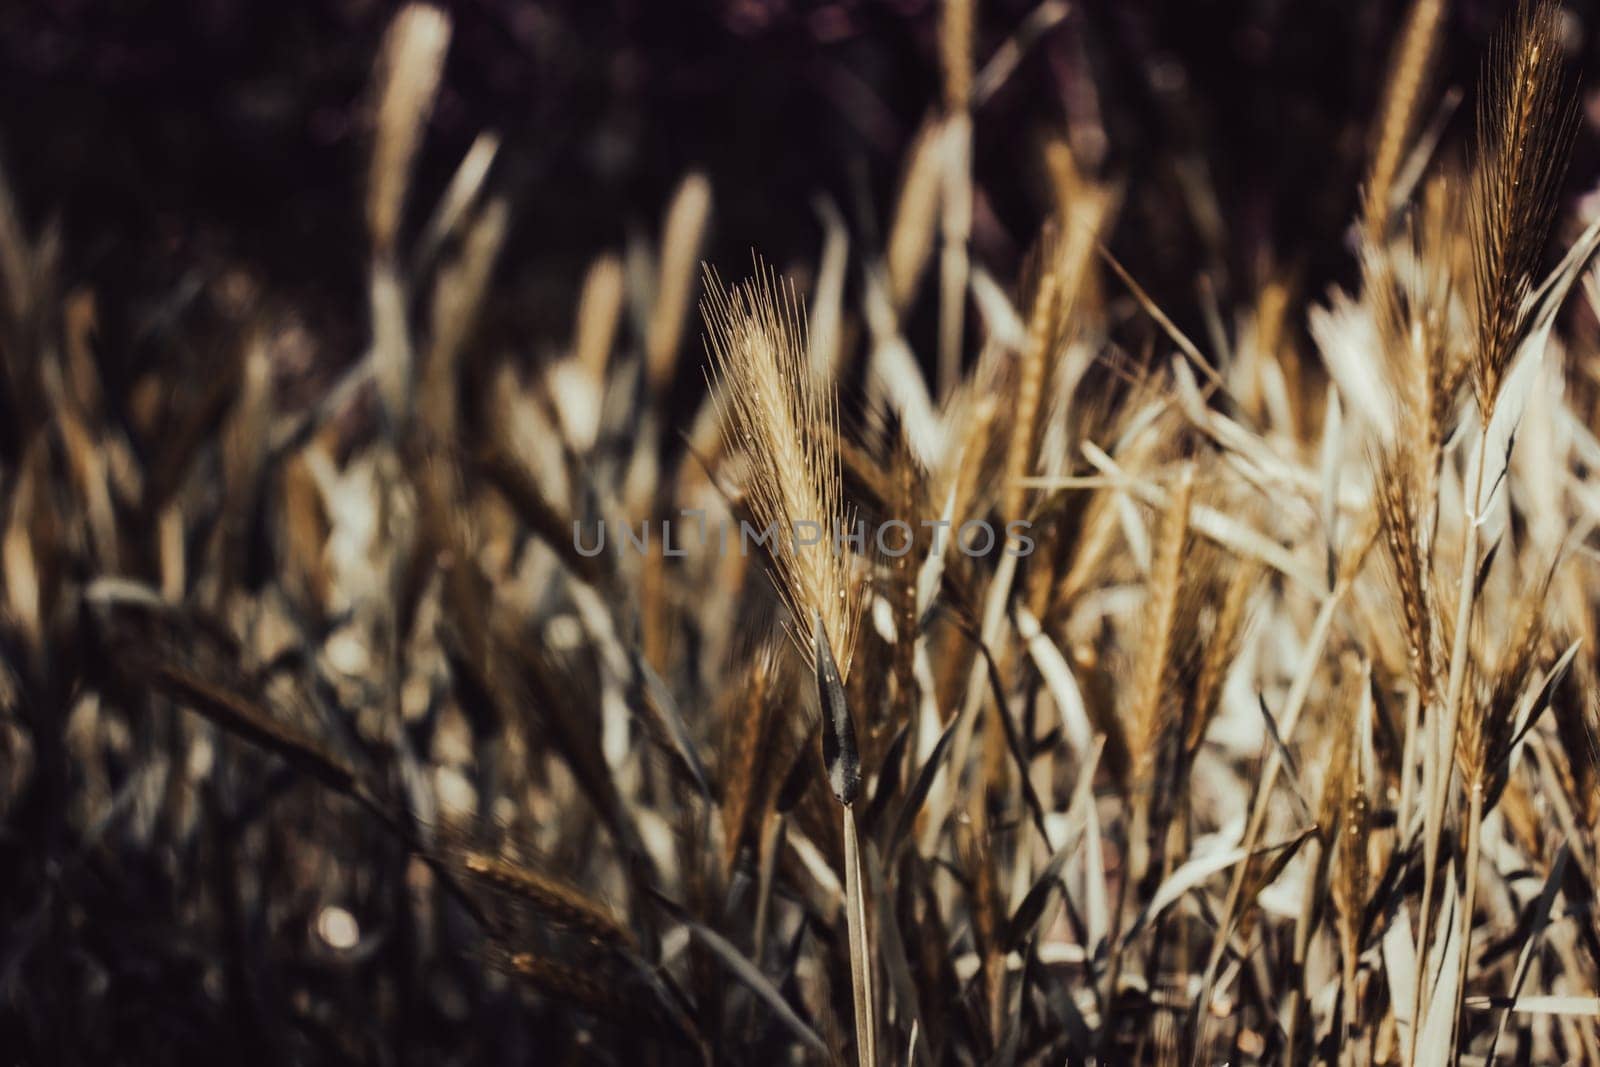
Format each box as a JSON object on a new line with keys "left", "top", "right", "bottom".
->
{"left": 9, "top": 0, "right": 1600, "bottom": 1063}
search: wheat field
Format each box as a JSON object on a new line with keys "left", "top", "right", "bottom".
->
{"left": 4, "top": 0, "right": 1600, "bottom": 1063}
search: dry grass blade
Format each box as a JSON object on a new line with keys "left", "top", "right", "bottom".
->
{"left": 1467, "top": 995, "right": 1600, "bottom": 1016}
{"left": 887, "top": 124, "right": 945, "bottom": 314}
{"left": 936, "top": 0, "right": 975, "bottom": 395}
{"left": 414, "top": 130, "right": 501, "bottom": 274}
{"left": 149, "top": 662, "right": 358, "bottom": 796}
{"left": 1486, "top": 845, "right": 1569, "bottom": 1061}
{"left": 655, "top": 893, "right": 831, "bottom": 1059}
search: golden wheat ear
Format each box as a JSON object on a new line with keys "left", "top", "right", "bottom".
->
{"left": 1470, "top": 0, "right": 1579, "bottom": 418}
{"left": 1363, "top": 0, "right": 1447, "bottom": 236}
{"left": 700, "top": 259, "right": 863, "bottom": 675}
{"left": 367, "top": 3, "right": 452, "bottom": 259}
{"left": 449, "top": 845, "right": 634, "bottom": 948}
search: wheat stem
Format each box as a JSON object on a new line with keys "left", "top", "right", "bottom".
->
{"left": 1415, "top": 417, "right": 1489, "bottom": 1051}
{"left": 1452, "top": 782, "right": 1486, "bottom": 1062}
{"left": 843, "top": 804, "right": 877, "bottom": 1067}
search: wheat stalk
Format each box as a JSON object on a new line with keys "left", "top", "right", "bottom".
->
{"left": 1420, "top": 9, "right": 1578, "bottom": 1047}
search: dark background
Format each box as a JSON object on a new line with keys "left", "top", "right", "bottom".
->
{"left": 2, "top": 0, "right": 1598, "bottom": 391}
